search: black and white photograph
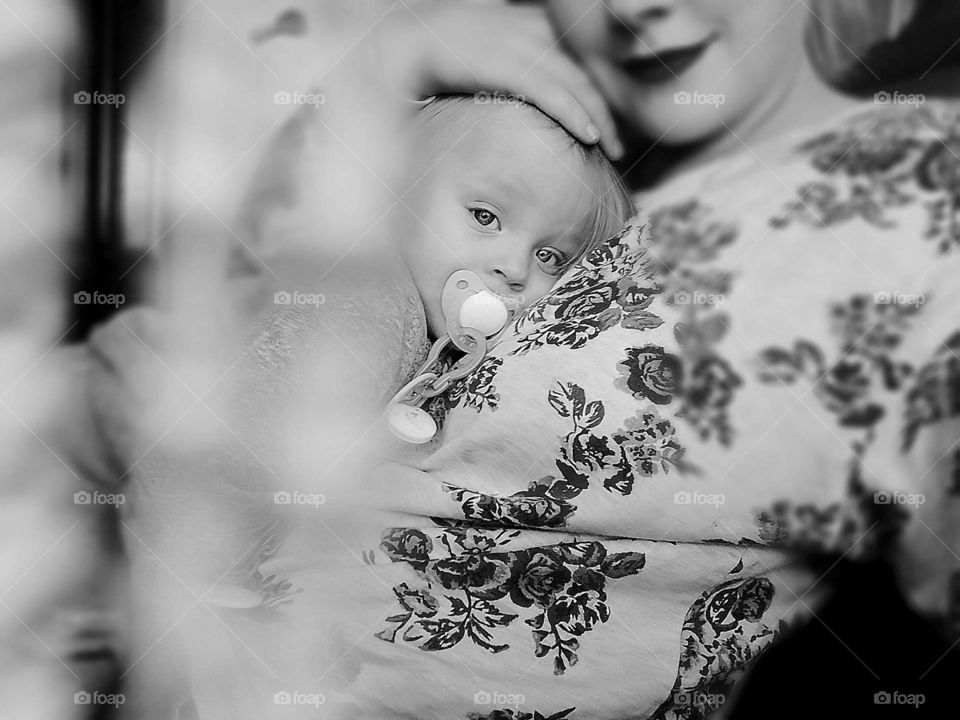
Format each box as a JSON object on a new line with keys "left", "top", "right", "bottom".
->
{"left": 2, "top": 0, "right": 960, "bottom": 717}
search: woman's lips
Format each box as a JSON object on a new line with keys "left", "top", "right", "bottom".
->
{"left": 620, "top": 35, "right": 717, "bottom": 85}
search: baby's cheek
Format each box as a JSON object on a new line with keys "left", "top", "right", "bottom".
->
{"left": 523, "top": 278, "right": 558, "bottom": 307}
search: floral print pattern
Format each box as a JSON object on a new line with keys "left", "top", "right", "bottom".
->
{"left": 377, "top": 389, "right": 683, "bottom": 677}
{"left": 753, "top": 294, "right": 931, "bottom": 556}
{"left": 510, "top": 225, "right": 665, "bottom": 355}
{"left": 426, "top": 355, "right": 504, "bottom": 428}
{"left": 615, "top": 344, "right": 682, "bottom": 405}
{"left": 375, "top": 228, "right": 690, "bottom": 676}
{"left": 902, "top": 330, "right": 960, "bottom": 453}
{"left": 377, "top": 526, "right": 646, "bottom": 675}
{"left": 650, "top": 576, "right": 781, "bottom": 720}
{"left": 647, "top": 201, "right": 744, "bottom": 446}
{"left": 902, "top": 329, "right": 960, "bottom": 497}
{"left": 425, "top": 227, "right": 666, "bottom": 428}
{"left": 439, "top": 381, "right": 685, "bottom": 532}
{"left": 467, "top": 710, "right": 576, "bottom": 720}
{"left": 757, "top": 294, "right": 920, "bottom": 430}
{"left": 754, "top": 469, "right": 906, "bottom": 558}
{"left": 772, "top": 105, "right": 960, "bottom": 254}
{"left": 674, "top": 353, "right": 743, "bottom": 448}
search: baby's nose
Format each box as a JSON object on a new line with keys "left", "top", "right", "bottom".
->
{"left": 484, "top": 239, "right": 534, "bottom": 295}
{"left": 493, "top": 273, "right": 525, "bottom": 294}
{"left": 488, "top": 264, "right": 528, "bottom": 295}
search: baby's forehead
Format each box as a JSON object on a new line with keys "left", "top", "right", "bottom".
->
{"left": 418, "top": 102, "right": 589, "bottom": 190}
{"left": 417, "top": 99, "right": 579, "bottom": 164}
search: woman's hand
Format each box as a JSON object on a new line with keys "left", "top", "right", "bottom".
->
{"left": 373, "top": 1, "right": 622, "bottom": 159}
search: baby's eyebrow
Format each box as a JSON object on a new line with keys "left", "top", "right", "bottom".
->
{"left": 471, "top": 172, "right": 534, "bottom": 201}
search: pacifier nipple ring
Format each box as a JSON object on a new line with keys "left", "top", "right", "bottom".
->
{"left": 459, "top": 291, "right": 509, "bottom": 338}
{"left": 441, "top": 270, "right": 513, "bottom": 351}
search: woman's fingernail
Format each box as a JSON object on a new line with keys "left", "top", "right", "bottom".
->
{"left": 585, "top": 123, "right": 601, "bottom": 142}
{"left": 610, "top": 138, "right": 624, "bottom": 159}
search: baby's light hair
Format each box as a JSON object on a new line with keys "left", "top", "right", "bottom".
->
{"left": 414, "top": 94, "right": 634, "bottom": 276}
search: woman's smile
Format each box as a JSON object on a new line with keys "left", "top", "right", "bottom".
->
{"left": 619, "top": 33, "right": 718, "bottom": 85}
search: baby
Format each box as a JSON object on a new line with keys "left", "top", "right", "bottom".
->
{"left": 380, "top": 94, "right": 633, "bottom": 442}
{"left": 400, "top": 94, "right": 633, "bottom": 342}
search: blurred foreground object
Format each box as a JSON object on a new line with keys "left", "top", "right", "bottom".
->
{"left": 0, "top": 2, "right": 119, "bottom": 719}
{"left": 83, "top": 1, "right": 424, "bottom": 719}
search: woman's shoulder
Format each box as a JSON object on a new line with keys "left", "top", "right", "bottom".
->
{"left": 638, "top": 98, "right": 960, "bottom": 234}
{"left": 783, "top": 96, "right": 960, "bottom": 168}
{"left": 643, "top": 97, "right": 960, "bottom": 200}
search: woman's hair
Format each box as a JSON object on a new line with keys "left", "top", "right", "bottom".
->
{"left": 415, "top": 94, "right": 635, "bottom": 275}
{"left": 805, "top": 0, "right": 915, "bottom": 81}
{"left": 804, "top": 0, "right": 960, "bottom": 91}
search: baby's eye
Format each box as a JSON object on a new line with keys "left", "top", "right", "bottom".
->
{"left": 535, "top": 247, "right": 568, "bottom": 275}
{"left": 469, "top": 207, "right": 501, "bottom": 230}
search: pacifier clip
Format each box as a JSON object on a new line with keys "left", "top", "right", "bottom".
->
{"left": 385, "top": 270, "right": 514, "bottom": 444}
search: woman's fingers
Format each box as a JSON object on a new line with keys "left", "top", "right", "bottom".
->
{"left": 427, "top": 48, "right": 623, "bottom": 159}
{"left": 528, "top": 49, "right": 623, "bottom": 159}
{"left": 386, "top": 1, "right": 622, "bottom": 158}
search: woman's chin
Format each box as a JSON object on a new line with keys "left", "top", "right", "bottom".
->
{"left": 626, "top": 95, "right": 738, "bottom": 147}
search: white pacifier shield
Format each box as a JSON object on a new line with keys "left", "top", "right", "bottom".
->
{"left": 387, "top": 404, "right": 437, "bottom": 444}
{"left": 459, "top": 291, "right": 509, "bottom": 337}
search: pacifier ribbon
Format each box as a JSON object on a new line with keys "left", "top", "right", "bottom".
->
{"left": 385, "top": 270, "right": 514, "bottom": 444}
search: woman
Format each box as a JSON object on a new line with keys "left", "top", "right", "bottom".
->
{"left": 361, "top": 0, "right": 960, "bottom": 714}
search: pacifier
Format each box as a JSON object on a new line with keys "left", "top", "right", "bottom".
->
{"left": 385, "top": 270, "right": 515, "bottom": 444}
{"left": 441, "top": 270, "right": 515, "bottom": 350}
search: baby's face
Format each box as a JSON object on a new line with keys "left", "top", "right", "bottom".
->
{"left": 401, "top": 104, "right": 598, "bottom": 338}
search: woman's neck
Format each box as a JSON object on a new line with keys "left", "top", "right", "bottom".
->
{"left": 662, "top": 54, "right": 865, "bottom": 182}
